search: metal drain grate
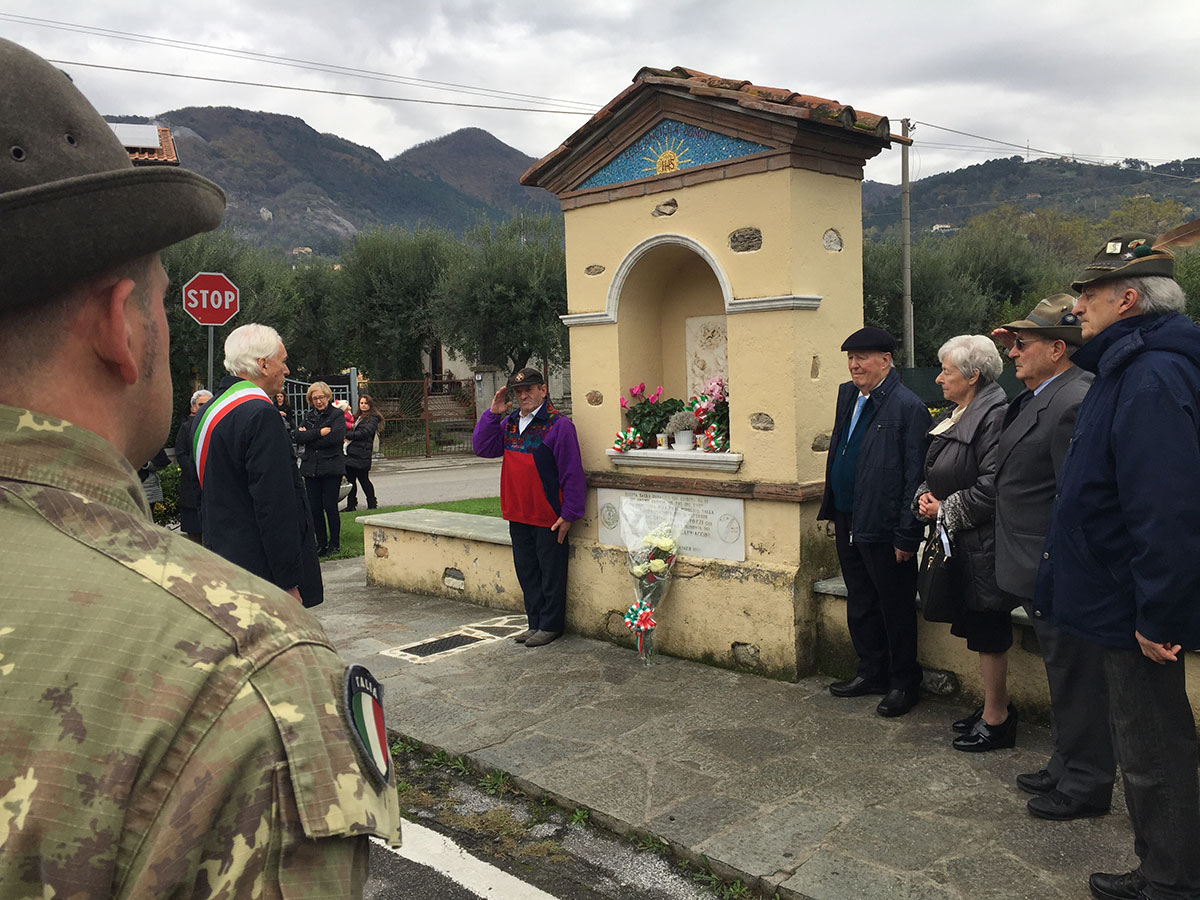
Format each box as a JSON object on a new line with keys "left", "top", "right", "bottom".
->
{"left": 380, "top": 615, "right": 529, "bottom": 664}
{"left": 402, "top": 634, "right": 483, "bottom": 658}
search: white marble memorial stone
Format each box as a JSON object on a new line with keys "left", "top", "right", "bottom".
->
{"left": 685, "top": 315, "right": 727, "bottom": 398}
{"left": 597, "top": 488, "right": 745, "bottom": 562}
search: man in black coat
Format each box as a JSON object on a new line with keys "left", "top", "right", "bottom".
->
{"left": 194, "top": 323, "right": 323, "bottom": 607}
{"left": 818, "top": 327, "right": 932, "bottom": 717}
{"left": 174, "top": 388, "right": 211, "bottom": 542}
{"left": 992, "top": 296, "right": 1109, "bottom": 822}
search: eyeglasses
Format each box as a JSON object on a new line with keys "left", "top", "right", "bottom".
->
{"left": 1012, "top": 335, "right": 1048, "bottom": 351}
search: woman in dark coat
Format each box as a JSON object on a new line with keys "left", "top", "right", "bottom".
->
{"left": 273, "top": 390, "right": 296, "bottom": 446}
{"left": 915, "top": 334, "right": 1015, "bottom": 752}
{"left": 344, "top": 393, "right": 383, "bottom": 511}
{"left": 296, "top": 380, "right": 346, "bottom": 555}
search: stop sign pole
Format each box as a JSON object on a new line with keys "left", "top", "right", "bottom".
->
{"left": 181, "top": 272, "right": 240, "bottom": 390}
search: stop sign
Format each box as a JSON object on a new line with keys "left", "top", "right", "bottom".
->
{"left": 182, "top": 272, "right": 240, "bottom": 326}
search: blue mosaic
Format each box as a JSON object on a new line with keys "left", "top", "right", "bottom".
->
{"left": 575, "top": 119, "right": 772, "bottom": 191}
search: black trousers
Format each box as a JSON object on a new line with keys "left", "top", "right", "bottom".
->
{"left": 304, "top": 474, "right": 342, "bottom": 548}
{"left": 345, "top": 465, "right": 376, "bottom": 508}
{"left": 833, "top": 511, "right": 922, "bottom": 690}
{"left": 509, "top": 521, "right": 568, "bottom": 633}
{"left": 1103, "top": 647, "right": 1200, "bottom": 899}
{"left": 1021, "top": 597, "right": 1115, "bottom": 807}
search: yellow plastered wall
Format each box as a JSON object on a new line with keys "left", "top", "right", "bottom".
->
{"left": 565, "top": 167, "right": 864, "bottom": 491}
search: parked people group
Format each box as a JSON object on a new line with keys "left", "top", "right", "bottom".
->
{"left": 823, "top": 230, "right": 1200, "bottom": 900}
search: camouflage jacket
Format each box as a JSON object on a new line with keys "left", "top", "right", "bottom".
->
{"left": 0, "top": 405, "right": 401, "bottom": 899}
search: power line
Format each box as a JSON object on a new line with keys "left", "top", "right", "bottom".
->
{"left": 47, "top": 59, "right": 594, "bottom": 115}
{"left": 3, "top": 13, "right": 599, "bottom": 111}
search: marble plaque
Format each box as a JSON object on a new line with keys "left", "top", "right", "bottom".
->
{"left": 685, "top": 315, "right": 727, "bottom": 397}
{"left": 597, "top": 488, "right": 745, "bottom": 562}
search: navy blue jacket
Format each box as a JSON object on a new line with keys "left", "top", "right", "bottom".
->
{"left": 1035, "top": 313, "right": 1200, "bottom": 649}
{"left": 818, "top": 368, "right": 932, "bottom": 552}
{"left": 201, "top": 376, "right": 323, "bottom": 607}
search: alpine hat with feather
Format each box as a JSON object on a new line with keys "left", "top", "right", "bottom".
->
{"left": 1071, "top": 221, "right": 1200, "bottom": 292}
{"left": 0, "top": 38, "right": 225, "bottom": 309}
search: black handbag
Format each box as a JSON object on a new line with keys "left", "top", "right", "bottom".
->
{"left": 917, "top": 526, "right": 958, "bottom": 623}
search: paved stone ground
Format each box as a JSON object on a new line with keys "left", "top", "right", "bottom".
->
{"left": 315, "top": 558, "right": 1136, "bottom": 900}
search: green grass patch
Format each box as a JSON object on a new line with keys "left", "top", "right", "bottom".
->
{"left": 326, "top": 496, "right": 501, "bottom": 560}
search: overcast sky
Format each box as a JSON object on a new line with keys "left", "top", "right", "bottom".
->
{"left": 4, "top": 1, "right": 1200, "bottom": 186}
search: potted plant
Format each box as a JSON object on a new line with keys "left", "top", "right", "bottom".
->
{"left": 620, "top": 383, "right": 684, "bottom": 448}
{"left": 666, "top": 409, "right": 699, "bottom": 450}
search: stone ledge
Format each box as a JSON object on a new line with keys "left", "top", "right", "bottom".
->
{"left": 605, "top": 448, "right": 744, "bottom": 472}
{"left": 356, "top": 509, "right": 510, "bottom": 546}
{"left": 813, "top": 574, "right": 1031, "bottom": 626}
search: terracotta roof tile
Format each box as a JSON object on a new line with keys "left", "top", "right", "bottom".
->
{"left": 124, "top": 126, "right": 180, "bottom": 166}
{"left": 522, "top": 65, "right": 906, "bottom": 190}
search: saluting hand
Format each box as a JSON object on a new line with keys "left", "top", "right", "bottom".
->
{"left": 490, "top": 387, "right": 510, "bottom": 415}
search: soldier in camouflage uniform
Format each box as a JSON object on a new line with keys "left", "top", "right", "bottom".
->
{"left": 0, "top": 37, "right": 402, "bottom": 898}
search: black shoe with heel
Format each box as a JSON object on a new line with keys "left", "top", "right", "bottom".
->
{"left": 952, "top": 706, "right": 1017, "bottom": 752}
{"left": 952, "top": 706, "right": 983, "bottom": 733}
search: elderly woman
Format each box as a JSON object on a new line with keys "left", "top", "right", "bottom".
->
{"left": 915, "top": 334, "right": 1015, "bottom": 752}
{"left": 296, "top": 381, "right": 346, "bottom": 556}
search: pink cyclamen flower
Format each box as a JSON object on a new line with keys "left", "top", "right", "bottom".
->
{"left": 630, "top": 382, "right": 645, "bottom": 398}
{"left": 647, "top": 394, "right": 657, "bottom": 404}
{"left": 651, "top": 386, "right": 663, "bottom": 400}
{"left": 619, "top": 396, "right": 628, "bottom": 408}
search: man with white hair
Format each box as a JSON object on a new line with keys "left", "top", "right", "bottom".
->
{"left": 174, "top": 387, "right": 212, "bottom": 542}
{"left": 1035, "top": 233, "right": 1200, "bottom": 900}
{"left": 194, "top": 322, "right": 323, "bottom": 606}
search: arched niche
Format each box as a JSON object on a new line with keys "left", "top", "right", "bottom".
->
{"left": 613, "top": 235, "right": 728, "bottom": 406}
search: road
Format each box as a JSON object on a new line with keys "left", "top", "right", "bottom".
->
{"left": 365, "top": 456, "right": 501, "bottom": 508}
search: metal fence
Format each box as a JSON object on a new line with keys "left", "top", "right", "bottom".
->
{"left": 362, "top": 378, "right": 477, "bottom": 458}
{"left": 898, "top": 365, "right": 1023, "bottom": 408}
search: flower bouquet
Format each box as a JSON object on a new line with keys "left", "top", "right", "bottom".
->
{"left": 687, "top": 376, "right": 730, "bottom": 452}
{"left": 620, "top": 382, "right": 684, "bottom": 447}
{"left": 618, "top": 499, "right": 694, "bottom": 665}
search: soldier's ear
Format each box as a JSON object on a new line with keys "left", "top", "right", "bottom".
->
{"left": 86, "top": 275, "right": 142, "bottom": 386}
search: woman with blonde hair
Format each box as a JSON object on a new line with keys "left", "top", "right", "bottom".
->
{"left": 915, "top": 334, "right": 1016, "bottom": 751}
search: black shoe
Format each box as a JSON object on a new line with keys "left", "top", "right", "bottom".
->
{"left": 366, "top": 501, "right": 378, "bottom": 510}
{"left": 829, "top": 676, "right": 888, "bottom": 698}
{"left": 1088, "top": 870, "right": 1145, "bottom": 900}
{"left": 876, "top": 687, "right": 920, "bottom": 717}
{"left": 1017, "top": 768, "right": 1058, "bottom": 795}
{"left": 315, "top": 543, "right": 328, "bottom": 556}
{"left": 952, "top": 706, "right": 983, "bottom": 733}
{"left": 952, "top": 709, "right": 1017, "bottom": 752}
{"left": 1028, "top": 790, "right": 1109, "bottom": 821}
{"left": 343, "top": 503, "right": 357, "bottom": 512}
{"left": 320, "top": 543, "right": 339, "bottom": 557}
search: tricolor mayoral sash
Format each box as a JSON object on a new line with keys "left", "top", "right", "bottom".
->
{"left": 191, "top": 380, "right": 272, "bottom": 486}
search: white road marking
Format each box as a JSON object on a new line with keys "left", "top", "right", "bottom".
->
{"left": 374, "top": 823, "right": 558, "bottom": 899}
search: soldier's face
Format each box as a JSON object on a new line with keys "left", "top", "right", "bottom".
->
{"left": 133, "top": 258, "right": 173, "bottom": 467}
{"left": 1009, "top": 331, "right": 1059, "bottom": 389}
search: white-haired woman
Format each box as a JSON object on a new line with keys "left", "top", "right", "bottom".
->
{"left": 915, "top": 334, "right": 1016, "bottom": 751}
{"left": 296, "top": 381, "right": 346, "bottom": 555}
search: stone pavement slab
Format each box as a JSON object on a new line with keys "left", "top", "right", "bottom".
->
{"left": 315, "top": 558, "right": 1136, "bottom": 900}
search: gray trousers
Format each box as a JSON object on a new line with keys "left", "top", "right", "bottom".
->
{"left": 1027, "top": 608, "right": 1115, "bottom": 806}
{"left": 1104, "top": 647, "right": 1200, "bottom": 900}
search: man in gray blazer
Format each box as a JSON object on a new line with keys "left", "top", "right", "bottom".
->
{"left": 992, "top": 295, "right": 1112, "bottom": 821}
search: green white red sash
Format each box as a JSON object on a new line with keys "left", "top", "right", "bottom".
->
{"left": 191, "top": 380, "right": 272, "bottom": 486}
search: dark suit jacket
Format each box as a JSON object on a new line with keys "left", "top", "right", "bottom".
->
{"left": 994, "top": 365, "right": 1092, "bottom": 599}
{"left": 201, "top": 376, "right": 323, "bottom": 607}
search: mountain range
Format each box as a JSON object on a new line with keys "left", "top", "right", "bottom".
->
{"left": 108, "top": 107, "right": 1198, "bottom": 252}
{"left": 107, "top": 108, "right": 557, "bottom": 255}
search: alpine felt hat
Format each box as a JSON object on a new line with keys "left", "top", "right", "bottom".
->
{"left": 1070, "top": 232, "right": 1174, "bottom": 292}
{"left": 0, "top": 38, "right": 226, "bottom": 309}
{"left": 997, "top": 294, "right": 1084, "bottom": 346}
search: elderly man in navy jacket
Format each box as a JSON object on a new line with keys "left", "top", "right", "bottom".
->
{"left": 1036, "top": 234, "right": 1200, "bottom": 900}
{"left": 818, "top": 327, "right": 932, "bottom": 717}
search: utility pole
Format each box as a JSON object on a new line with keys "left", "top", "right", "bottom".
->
{"left": 900, "top": 118, "right": 914, "bottom": 369}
